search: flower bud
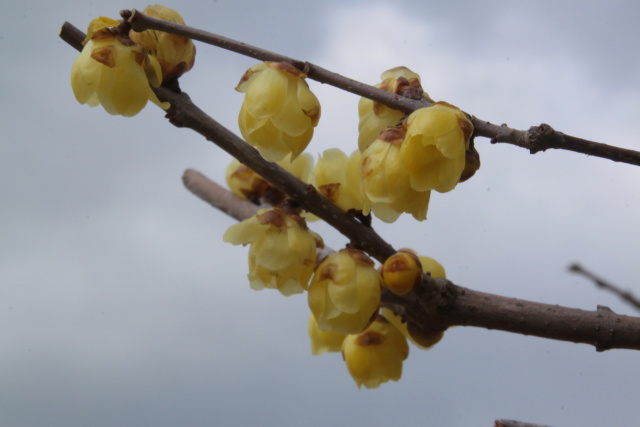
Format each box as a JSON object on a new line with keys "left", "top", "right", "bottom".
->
{"left": 308, "top": 248, "right": 381, "bottom": 334}
{"left": 361, "top": 127, "right": 431, "bottom": 222}
{"left": 308, "top": 313, "right": 347, "bottom": 355}
{"left": 342, "top": 314, "right": 409, "bottom": 389}
{"left": 382, "top": 249, "right": 423, "bottom": 296}
{"left": 71, "top": 17, "right": 168, "bottom": 116}
{"left": 358, "top": 66, "right": 431, "bottom": 152}
{"left": 313, "top": 149, "right": 364, "bottom": 212}
{"left": 223, "top": 207, "right": 323, "bottom": 296}
{"left": 236, "top": 62, "right": 321, "bottom": 161}
{"left": 401, "top": 102, "right": 474, "bottom": 193}
{"left": 129, "top": 5, "right": 196, "bottom": 82}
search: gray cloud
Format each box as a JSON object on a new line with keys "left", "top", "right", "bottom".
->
{"left": 2, "top": 1, "right": 639, "bottom": 426}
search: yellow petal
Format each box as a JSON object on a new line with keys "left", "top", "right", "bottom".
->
{"left": 222, "top": 216, "right": 266, "bottom": 245}
{"left": 70, "top": 43, "right": 102, "bottom": 105}
{"left": 243, "top": 68, "right": 288, "bottom": 118}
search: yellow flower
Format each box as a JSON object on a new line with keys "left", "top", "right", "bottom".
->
{"left": 308, "top": 313, "right": 347, "bottom": 355}
{"left": 381, "top": 249, "right": 423, "bottom": 296}
{"left": 308, "top": 248, "right": 381, "bottom": 334}
{"left": 342, "top": 314, "right": 409, "bottom": 389}
{"left": 358, "top": 66, "right": 430, "bottom": 152}
{"left": 223, "top": 207, "right": 323, "bottom": 296}
{"left": 313, "top": 149, "right": 364, "bottom": 212}
{"left": 70, "top": 17, "right": 168, "bottom": 116}
{"left": 236, "top": 62, "right": 321, "bottom": 162}
{"left": 361, "top": 127, "right": 431, "bottom": 223}
{"left": 129, "top": 5, "right": 196, "bottom": 82}
{"left": 225, "top": 153, "right": 314, "bottom": 205}
{"left": 400, "top": 102, "right": 474, "bottom": 193}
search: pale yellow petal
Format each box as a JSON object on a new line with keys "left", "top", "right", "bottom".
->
{"left": 222, "top": 216, "right": 266, "bottom": 245}
{"left": 243, "top": 68, "right": 287, "bottom": 118}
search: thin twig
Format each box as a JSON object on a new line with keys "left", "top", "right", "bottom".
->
{"left": 123, "top": 10, "right": 640, "bottom": 167}
{"left": 569, "top": 263, "right": 640, "bottom": 313}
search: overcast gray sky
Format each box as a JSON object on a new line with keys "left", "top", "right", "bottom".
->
{"left": 2, "top": 1, "right": 640, "bottom": 426}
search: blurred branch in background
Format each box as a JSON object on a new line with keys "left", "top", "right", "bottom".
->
{"left": 569, "top": 263, "right": 640, "bottom": 313}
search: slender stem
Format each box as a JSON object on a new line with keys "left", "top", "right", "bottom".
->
{"left": 123, "top": 11, "right": 640, "bottom": 167}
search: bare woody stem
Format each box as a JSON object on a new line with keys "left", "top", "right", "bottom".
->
{"left": 60, "top": 22, "right": 640, "bottom": 351}
{"left": 123, "top": 10, "right": 640, "bottom": 167}
{"left": 183, "top": 169, "right": 640, "bottom": 352}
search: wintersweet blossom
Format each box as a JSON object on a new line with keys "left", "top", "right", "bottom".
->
{"left": 312, "top": 149, "right": 364, "bottom": 212}
{"left": 401, "top": 102, "right": 474, "bottom": 193}
{"left": 70, "top": 17, "right": 168, "bottom": 116}
{"left": 308, "top": 248, "right": 381, "bottom": 335}
{"left": 223, "top": 207, "right": 323, "bottom": 296}
{"left": 357, "top": 66, "right": 431, "bottom": 152}
{"left": 236, "top": 62, "right": 321, "bottom": 161}
{"left": 342, "top": 314, "right": 409, "bottom": 389}
{"left": 381, "top": 249, "right": 423, "bottom": 296}
{"left": 129, "top": 5, "right": 196, "bottom": 82}
{"left": 361, "top": 127, "right": 431, "bottom": 222}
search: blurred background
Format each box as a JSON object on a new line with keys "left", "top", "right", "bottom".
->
{"left": 2, "top": 1, "right": 639, "bottom": 425}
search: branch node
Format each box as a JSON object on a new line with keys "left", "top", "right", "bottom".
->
{"left": 527, "top": 123, "right": 565, "bottom": 154}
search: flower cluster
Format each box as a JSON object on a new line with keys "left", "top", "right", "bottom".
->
{"left": 70, "top": 6, "right": 195, "bottom": 116}
{"left": 218, "top": 62, "right": 470, "bottom": 387}
{"left": 68, "top": 15, "right": 469, "bottom": 389}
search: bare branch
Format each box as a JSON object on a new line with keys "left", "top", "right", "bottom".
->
{"left": 120, "top": 12, "right": 640, "bottom": 167}
{"left": 569, "top": 263, "right": 640, "bottom": 313}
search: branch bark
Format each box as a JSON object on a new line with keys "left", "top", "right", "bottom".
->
{"left": 122, "top": 11, "right": 640, "bottom": 167}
